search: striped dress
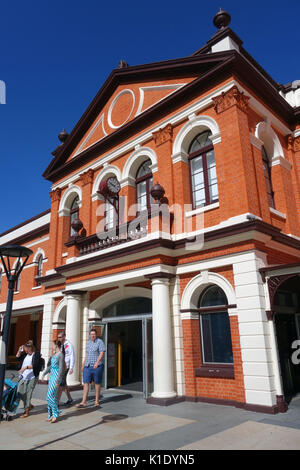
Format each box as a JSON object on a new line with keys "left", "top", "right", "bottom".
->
{"left": 43, "top": 353, "right": 64, "bottom": 419}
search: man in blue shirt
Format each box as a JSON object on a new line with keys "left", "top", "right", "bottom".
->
{"left": 76, "top": 329, "right": 106, "bottom": 408}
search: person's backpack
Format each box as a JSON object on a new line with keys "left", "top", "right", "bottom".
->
{"left": 38, "top": 356, "right": 45, "bottom": 373}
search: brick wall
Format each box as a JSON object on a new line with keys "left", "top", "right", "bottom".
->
{"left": 182, "top": 316, "right": 245, "bottom": 402}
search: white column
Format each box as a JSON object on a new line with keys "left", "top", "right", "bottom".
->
{"left": 151, "top": 277, "right": 176, "bottom": 399}
{"left": 81, "top": 292, "right": 90, "bottom": 373}
{"left": 40, "top": 295, "right": 55, "bottom": 377}
{"left": 65, "top": 291, "right": 82, "bottom": 386}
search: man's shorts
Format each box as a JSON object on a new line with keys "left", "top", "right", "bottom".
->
{"left": 83, "top": 364, "right": 104, "bottom": 385}
{"left": 59, "top": 368, "right": 69, "bottom": 387}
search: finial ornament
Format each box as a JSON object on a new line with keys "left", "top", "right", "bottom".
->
{"left": 58, "top": 128, "right": 69, "bottom": 143}
{"left": 213, "top": 8, "right": 231, "bottom": 29}
{"left": 150, "top": 182, "right": 165, "bottom": 203}
{"left": 118, "top": 60, "right": 129, "bottom": 68}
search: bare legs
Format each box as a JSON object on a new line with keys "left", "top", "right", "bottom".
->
{"left": 76, "top": 383, "right": 101, "bottom": 407}
{"left": 95, "top": 384, "right": 101, "bottom": 406}
{"left": 58, "top": 385, "right": 72, "bottom": 404}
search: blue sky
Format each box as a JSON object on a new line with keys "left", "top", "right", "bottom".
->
{"left": 0, "top": 0, "right": 299, "bottom": 234}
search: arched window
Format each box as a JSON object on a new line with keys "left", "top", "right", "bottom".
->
{"left": 35, "top": 254, "right": 43, "bottom": 286}
{"left": 70, "top": 195, "right": 80, "bottom": 236}
{"left": 261, "top": 146, "right": 275, "bottom": 209}
{"left": 136, "top": 159, "right": 153, "bottom": 212}
{"left": 188, "top": 131, "right": 218, "bottom": 208}
{"left": 198, "top": 285, "right": 233, "bottom": 364}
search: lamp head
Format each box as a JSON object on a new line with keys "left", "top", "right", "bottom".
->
{"left": 0, "top": 244, "right": 33, "bottom": 280}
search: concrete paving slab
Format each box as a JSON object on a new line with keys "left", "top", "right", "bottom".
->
{"left": 3, "top": 374, "right": 300, "bottom": 450}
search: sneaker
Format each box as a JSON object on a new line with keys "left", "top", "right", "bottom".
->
{"left": 64, "top": 399, "right": 73, "bottom": 406}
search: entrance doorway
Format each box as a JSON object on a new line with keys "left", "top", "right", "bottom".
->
{"left": 108, "top": 320, "right": 143, "bottom": 391}
{"left": 275, "top": 313, "right": 300, "bottom": 401}
{"left": 273, "top": 276, "right": 300, "bottom": 403}
{"left": 90, "top": 296, "right": 153, "bottom": 398}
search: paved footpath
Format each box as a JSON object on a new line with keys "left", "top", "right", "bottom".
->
{"left": 1, "top": 379, "right": 300, "bottom": 450}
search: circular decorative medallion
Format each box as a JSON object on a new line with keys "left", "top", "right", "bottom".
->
{"left": 107, "top": 89, "right": 135, "bottom": 129}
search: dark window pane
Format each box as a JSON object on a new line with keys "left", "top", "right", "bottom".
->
{"left": 262, "top": 146, "right": 275, "bottom": 208}
{"left": 103, "top": 297, "right": 152, "bottom": 317}
{"left": 70, "top": 209, "right": 79, "bottom": 236}
{"left": 199, "top": 285, "right": 228, "bottom": 307}
{"left": 70, "top": 196, "right": 79, "bottom": 210}
{"left": 200, "top": 313, "right": 233, "bottom": 363}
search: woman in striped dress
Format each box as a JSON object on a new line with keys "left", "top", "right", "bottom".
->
{"left": 42, "top": 340, "right": 65, "bottom": 423}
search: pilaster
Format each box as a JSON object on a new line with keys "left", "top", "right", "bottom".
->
{"left": 152, "top": 124, "right": 175, "bottom": 207}
{"left": 80, "top": 169, "right": 94, "bottom": 235}
{"left": 212, "top": 85, "right": 260, "bottom": 219}
{"left": 48, "top": 189, "right": 61, "bottom": 270}
{"left": 233, "top": 251, "right": 279, "bottom": 408}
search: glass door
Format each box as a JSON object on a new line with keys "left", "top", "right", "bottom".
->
{"left": 142, "top": 317, "right": 153, "bottom": 398}
{"left": 94, "top": 315, "right": 153, "bottom": 396}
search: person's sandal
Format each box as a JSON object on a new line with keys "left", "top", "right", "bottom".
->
{"left": 75, "top": 403, "right": 86, "bottom": 408}
{"left": 20, "top": 408, "right": 30, "bottom": 418}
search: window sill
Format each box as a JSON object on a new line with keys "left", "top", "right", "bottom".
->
{"left": 185, "top": 202, "right": 219, "bottom": 218}
{"left": 269, "top": 207, "right": 286, "bottom": 220}
{"left": 32, "top": 285, "right": 42, "bottom": 290}
{"left": 195, "top": 364, "right": 234, "bottom": 379}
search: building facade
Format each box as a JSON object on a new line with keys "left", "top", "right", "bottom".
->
{"left": 1, "top": 10, "right": 300, "bottom": 413}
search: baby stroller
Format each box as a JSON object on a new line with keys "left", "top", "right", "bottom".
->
{"left": 1, "top": 378, "right": 20, "bottom": 421}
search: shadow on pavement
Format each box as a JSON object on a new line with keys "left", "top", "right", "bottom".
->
{"left": 30, "top": 413, "right": 128, "bottom": 450}
{"left": 12, "top": 394, "right": 133, "bottom": 422}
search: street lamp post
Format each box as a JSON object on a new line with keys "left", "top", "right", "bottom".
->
{"left": 0, "top": 245, "right": 33, "bottom": 420}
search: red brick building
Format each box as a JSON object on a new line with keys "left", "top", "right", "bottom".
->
{"left": 1, "top": 10, "right": 300, "bottom": 413}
